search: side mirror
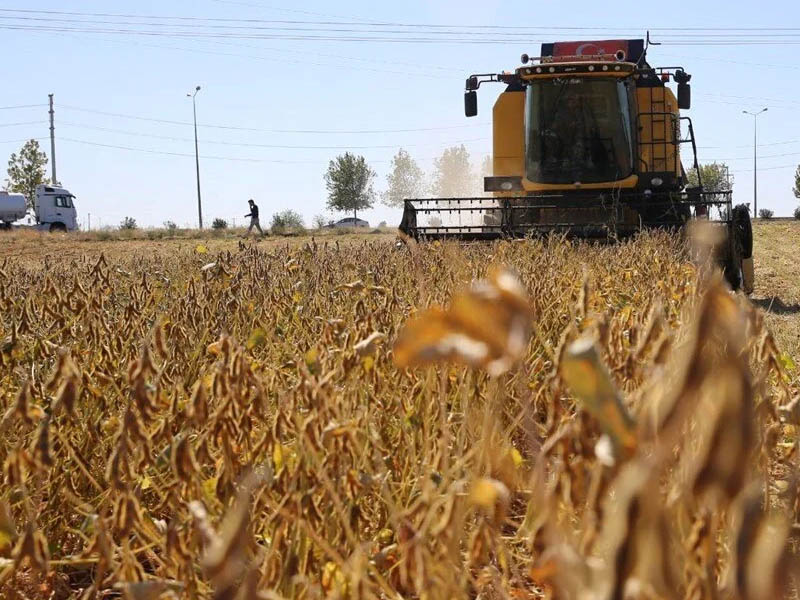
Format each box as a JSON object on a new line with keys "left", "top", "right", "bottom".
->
{"left": 465, "top": 91, "right": 478, "bottom": 117}
{"left": 677, "top": 82, "right": 691, "bottom": 110}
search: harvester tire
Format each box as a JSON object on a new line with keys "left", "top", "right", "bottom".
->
{"left": 722, "top": 204, "right": 754, "bottom": 293}
{"left": 732, "top": 204, "right": 753, "bottom": 259}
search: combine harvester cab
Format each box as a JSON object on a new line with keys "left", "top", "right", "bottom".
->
{"left": 399, "top": 38, "right": 753, "bottom": 292}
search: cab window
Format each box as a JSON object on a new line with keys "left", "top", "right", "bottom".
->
{"left": 55, "top": 196, "right": 73, "bottom": 208}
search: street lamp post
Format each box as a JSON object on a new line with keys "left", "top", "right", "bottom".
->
{"left": 742, "top": 108, "right": 767, "bottom": 217}
{"left": 188, "top": 86, "right": 203, "bottom": 229}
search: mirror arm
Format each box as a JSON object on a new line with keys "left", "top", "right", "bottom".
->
{"left": 465, "top": 73, "right": 521, "bottom": 92}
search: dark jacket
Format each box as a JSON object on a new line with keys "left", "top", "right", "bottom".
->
{"left": 245, "top": 203, "right": 259, "bottom": 219}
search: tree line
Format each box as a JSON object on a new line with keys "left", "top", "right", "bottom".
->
{"left": 5, "top": 139, "right": 800, "bottom": 223}
{"left": 324, "top": 145, "right": 491, "bottom": 219}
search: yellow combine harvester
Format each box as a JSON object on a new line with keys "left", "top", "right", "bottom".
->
{"left": 399, "top": 38, "right": 754, "bottom": 292}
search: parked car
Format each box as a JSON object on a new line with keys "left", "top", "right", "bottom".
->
{"left": 327, "top": 217, "right": 369, "bottom": 228}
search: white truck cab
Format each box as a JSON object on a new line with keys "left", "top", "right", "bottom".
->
{"left": 0, "top": 184, "right": 79, "bottom": 232}
{"left": 33, "top": 184, "right": 78, "bottom": 231}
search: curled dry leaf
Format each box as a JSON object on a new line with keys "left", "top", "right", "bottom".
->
{"left": 393, "top": 267, "right": 532, "bottom": 376}
{"left": 561, "top": 337, "right": 636, "bottom": 456}
{"left": 354, "top": 331, "right": 386, "bottom": 357}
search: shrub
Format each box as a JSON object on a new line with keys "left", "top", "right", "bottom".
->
{"left": 212, "top": 218, "right": 228, "bottom": 230}
{"left": 312, "top": 214, "right": 327, "bottom": 229}
{"left": 379, "top": 221, "right": 388, "bottom": 228}
{"left": 163, "top": 220, "right": 178, "bottom": 230}
{"left": 758, "top": 208, "right": 774, "bottom": 219}
{"left": 271, "top": 209, "right": 305, "bottom": 233}
{"left": 794, "top": 206, "right": 800, "bottom": 220}
{"left": 119, "top": 216, "right": 137, "bottom": 230}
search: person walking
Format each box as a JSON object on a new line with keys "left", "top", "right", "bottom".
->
{"left": 245, "top": 199, "right": 265, "bottom": 236}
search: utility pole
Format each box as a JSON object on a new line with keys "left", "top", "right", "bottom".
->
{"left": 88, "top": 212, "right": 91, "bottom": 231}
{"left": 188, "top": 86, "right": 203, "bottom": 229}
{"left": 743, "top": 108, "right": 767, "bottom": 217}
{"left": 48, "top": 93, "right": 57, "bottom": 185}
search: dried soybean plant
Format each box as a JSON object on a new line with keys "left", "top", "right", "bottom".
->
{"left": 0, "top": 232, "right": 796, "bottom": 599}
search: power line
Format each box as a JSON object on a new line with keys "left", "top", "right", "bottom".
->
{"left": 735, "top": 164, "right": 798, "bottom": 172}
{"left": 58, "top": 120, "right": 489, "bottom": 149}
{"left": 699, "top": 139, "right": 800, "bottom": 149}
{"left": 701, "top": 151, "right": 800, "bottom": 161}
{"left": 7, "top": 21, "right": 800, "bottom": 45}
{"left": 59, "top": 104, "right": 489, "bottom": 134}
{"left": 59, "top": 136, "right": 488, "bottom": 163}
{"left": 701, "top": 93, "right": 800, "bottom": 107}
{"left": 13, "top": 16, "right": 800, "bottom": 39}
{"left": 0, "top": 137, "right": 48, "bottom": 144}
{"left": 59, "top": 121, "right": 489, "bottom": 148}
{"left": 0, "top": 104, "right": 46, "bottom": 110}
{"left": 4, "top": 8, "right": 800, "bottom": 32}
{"left": 0, "top": 120, "right": 43, "bottom": 128}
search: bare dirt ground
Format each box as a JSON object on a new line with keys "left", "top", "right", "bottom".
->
{"left": 751, "top": 220, "right": 800, "bottom": 358}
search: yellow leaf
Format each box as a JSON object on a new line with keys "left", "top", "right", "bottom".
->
{"left": 0, "top": 502, "right": 16, "bottom": 552}
{"left": 246, "top": 328, "right": 267, "bottom": 350}
{"left": 510, "top": 447, "right": 523, "bottom": 468}
{"left": 469, "top": 477, "right": 509, "bottom": 510}
{"left": 202, "top": 477, "right": 218, "bottom": 504}
{"left": 207, "top": 341, "right": 222, "bottom": 356}
{"left": 321, "top": 561, "right": 346, "bottom": 594}
{"left": 140, "top": 476, "right": 152, "bottom": 491}
{"left": 362, "top": 356, "right": 375, "bottom": 372}
{"left": 195, "top": 244, "right": 208, "bottom": 254}
{"left": 273, "top": 443, "right": 286, "bottom": 472}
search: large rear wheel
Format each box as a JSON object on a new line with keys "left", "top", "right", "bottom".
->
{"left": 723, "top": 205, "right": 753, "bottom": 293}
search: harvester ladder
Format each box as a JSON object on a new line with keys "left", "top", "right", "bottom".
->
{"left": 636, "top": 81, "right": 678, "bottom": 175}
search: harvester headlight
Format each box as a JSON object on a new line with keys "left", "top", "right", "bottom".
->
{"left": 602, "top": 65, "right": 609, "bottom": 71}
{"left": 536, "top": 67, "right": 542, "bottom": 73}
{"left": 588, "top": 65, "right": 595, "bottom": 71}
{"left": 484, "top": 176, "right": 523, "bottom": 192}
{"left": 549, "top": 66, "right": 555, "bottom": 73}
{"left": 651, "top": 177, "right": 664, "bottom": 187}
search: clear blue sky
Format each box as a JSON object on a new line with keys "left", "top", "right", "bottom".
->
{"left": 2, "top": 0, "right": 799, "bottom": 228}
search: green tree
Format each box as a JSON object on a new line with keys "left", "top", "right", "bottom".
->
{"left": 271, "top": 209, "right": 305, "bottom": 233}
{"left": 793, "top": 164, "right": 799, "bottom": 200}
{"left": 119, "top": 216, "right": 137, "bottom": 230}
{"left": 381, "top": 148, "right": 424, "bottom": 207}
{"left": 431, "top": 145, "right": 474, "bottom": 198}
{"left": 212, "top": 218, "right": 228, "bottom": 230}
{"left": 5, "top": 139, "right": 49, "bottom": 210}
{"left": 686, "top": 162, "right": 732, "bottom": 195}
{"left": 312, "top": 214, "right": 327, "bottom": 229}
{"left": 324, "top": 153, "right": 375, "bottom": 219}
